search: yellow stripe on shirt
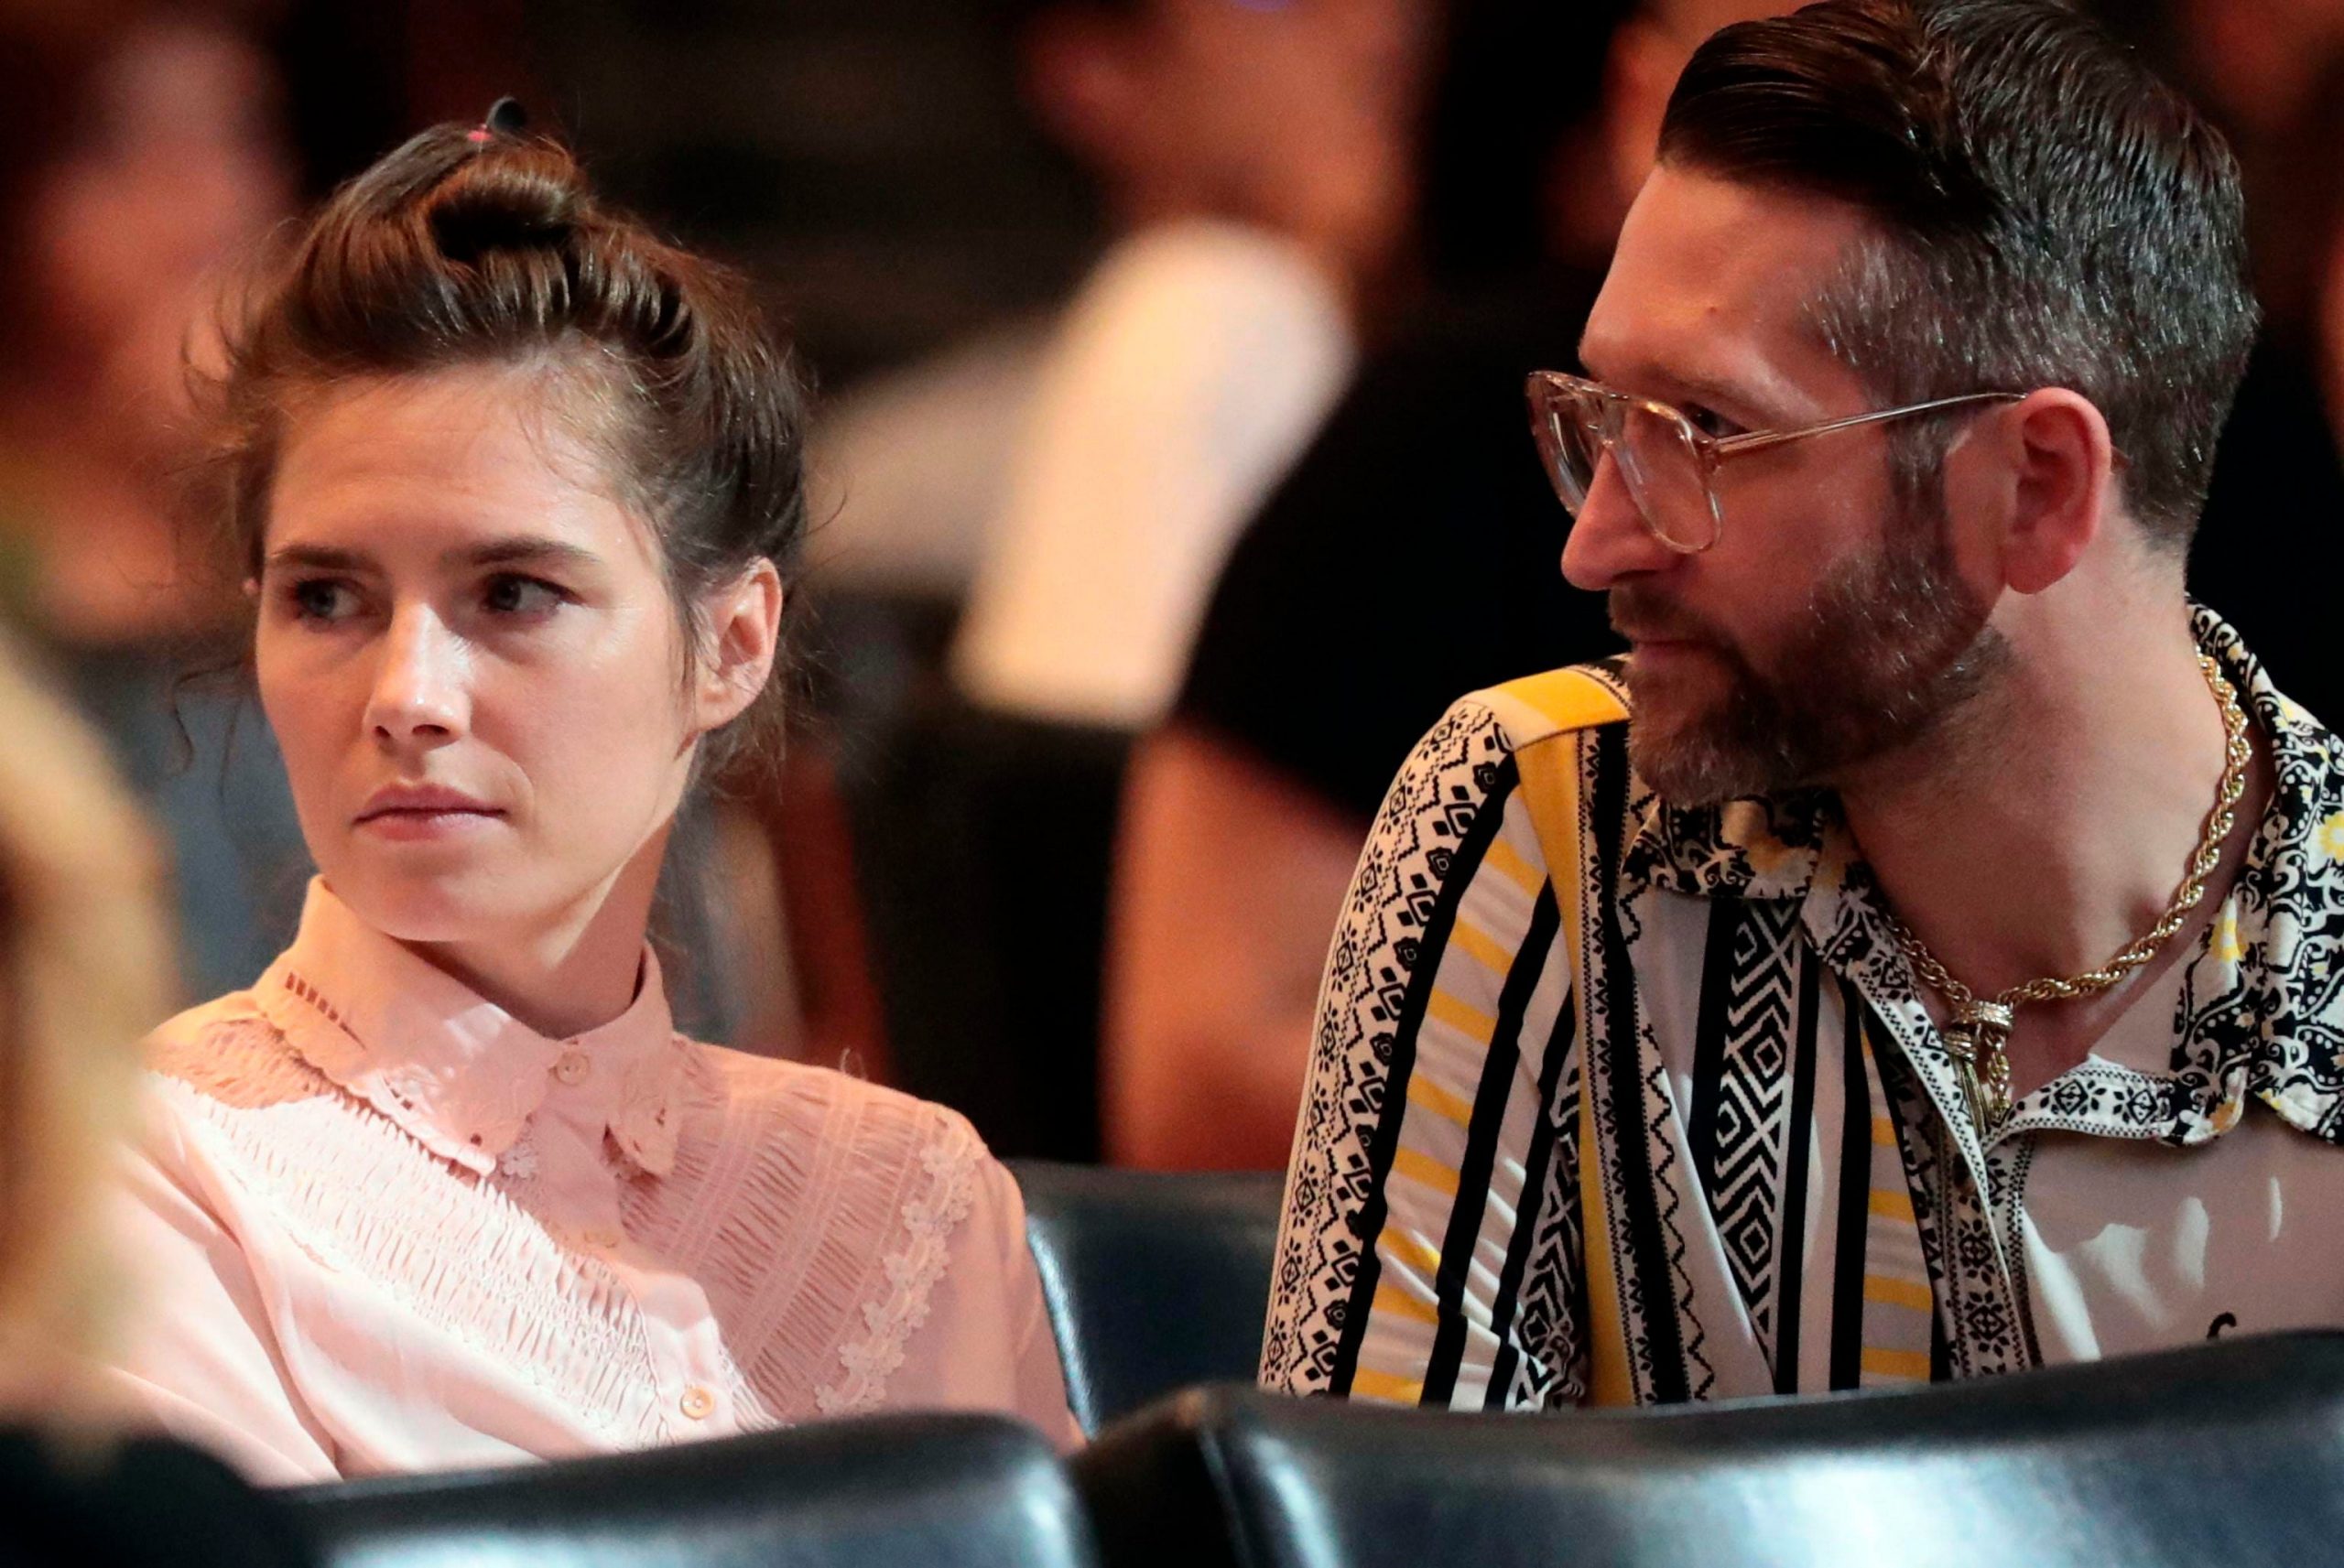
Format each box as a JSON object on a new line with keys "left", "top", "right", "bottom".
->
{"left": 1860, "top": 1347, "right": 1933, "bottom": 1381}
{"left": 1351, "top": 1368, "right": 1427, "bottom": 1405}
{"left": 1449, "top": 919, "right": 1517, "bottom": 978}
{"left": 1426, "top": 989, "right": 1497, "bottom": 1044}
{"left": 1372, "top": 1284, "right": 1441, "bottom": 1326}
{"left": 1487, "top": 668, "right": 1632, "bottom": 737}
{"left": 1869, "top": 1187, "right": 1917, "bottom": 1224}
{"left": 1381, "top": 1229, "right": 1442, "bottom": 1278}
{"left": 1405, "top": 1073, "right": 1476, "bottom": 1126}
{"left": 1392, "top": 1147, "right": 1462, "bottom": 1198}
{"left": 1482, "top": 837, "right": 1544, "bottom": 897}
{"left": 1863, "top": 1273, "right": 1936, "bottom": 1314}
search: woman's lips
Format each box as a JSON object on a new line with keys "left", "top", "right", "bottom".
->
{"left": 354, "top": 786, "right": 505, "bottom": 839}
{"left": 355, "top": 808, "right": 504, "bottom": 841}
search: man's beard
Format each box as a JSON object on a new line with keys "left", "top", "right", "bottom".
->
{"left": 1616, "top": 506, "right": 2008, "bottom": 806}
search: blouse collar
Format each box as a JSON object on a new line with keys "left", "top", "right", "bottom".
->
{"left": 252, "top": 879, "right": 685, "bottom": 1177}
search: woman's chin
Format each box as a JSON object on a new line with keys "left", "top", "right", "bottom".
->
{"left": 327, "top": 863, "right": 525, "bottom": 948}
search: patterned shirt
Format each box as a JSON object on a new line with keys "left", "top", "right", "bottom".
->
{"left": 1261, "top": 609, "right": 2344, "bottom": 1409}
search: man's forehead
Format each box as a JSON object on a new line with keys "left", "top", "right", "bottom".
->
{"left": 1579, "top": 166, "right": 1872, "bottom": 406}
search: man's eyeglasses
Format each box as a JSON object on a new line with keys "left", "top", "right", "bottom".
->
{"left": 1525, "top": 370, "right": 2023, "bottom": 554}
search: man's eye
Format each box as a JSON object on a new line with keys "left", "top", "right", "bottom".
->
{"left": 1683, "top": 404, "right": 1744, "bottom": 439}
{"left": 483, "top": 574, "right": 564, "bottom": 616}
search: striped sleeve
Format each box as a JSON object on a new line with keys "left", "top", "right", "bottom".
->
{"left": 1259, "top": 695, "right": 1587, "bottom": 1409}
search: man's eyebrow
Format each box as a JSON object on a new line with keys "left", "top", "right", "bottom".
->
{"left": 449, "top": 537, "right": 603, "bottom": 572}
{"left": 1573, "top": 341, "right": 1762, "bottom": 412}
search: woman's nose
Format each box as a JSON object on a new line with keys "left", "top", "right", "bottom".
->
{"left": 1560, "top": 452, "right": 1678, "bottom": 592}
{"left": 364, "top": 605, "right": 469, "bottom": 750}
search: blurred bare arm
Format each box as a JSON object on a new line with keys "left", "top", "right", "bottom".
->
{"left": 1103, "top": 723, "right": 1364, "bottom": 1171}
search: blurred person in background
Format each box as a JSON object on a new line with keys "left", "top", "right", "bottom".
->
{"left": 103, "top": 119, "right": 1074, "bottom": 1483}
{"left": 944, "top": 0, "right": 1434, "bottom": 730}
{"left": 1105, "top": 0, "right": 1793, "bottom": 1171}
{"left": 2096, "top": 0, "right": 2344, "bottom": 725}
{"left": 2186, "top": 11, "right": 2344, "bottom": 729}
{"left": 2318, "top": 61, "right": 2344, "bottom": 451}
{"left": 807, "top": 0, "right": 1436, "bottom": 1162}
{"left": 0, "top": 625, "right": 299, "bottom": 1565}
{"left": 0, "top": 627, "right": 172, "bottom": 1413}
{"left": 0, "top": 2, "right": 309, "bottom": 1005}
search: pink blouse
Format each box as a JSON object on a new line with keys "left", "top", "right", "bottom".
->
{"left": 104, "top": 881, "right": 1077, "bottom": 1483}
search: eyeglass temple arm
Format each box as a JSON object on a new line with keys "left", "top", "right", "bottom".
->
{"left": 1711, "top": 392, "right": 2023, "bottom": 459}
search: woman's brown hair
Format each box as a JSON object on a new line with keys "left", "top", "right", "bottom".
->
{"left": 205, "top": 116, "right": 810, "bottom": 784}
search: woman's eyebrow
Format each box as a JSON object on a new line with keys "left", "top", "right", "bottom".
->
{"left": 263, "top": 543, "right": 372, "bottom": 574}
{"left": 451, "top": 537, "right": 603, "bottom": 572}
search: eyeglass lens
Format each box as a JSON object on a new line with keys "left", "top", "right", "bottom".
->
{"left": 1537, "top": 387, "right": 1720, "bottom": 552}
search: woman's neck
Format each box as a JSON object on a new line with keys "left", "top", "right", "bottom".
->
{"left": 407, "top": 831, "right": 672, "bottom": 1041}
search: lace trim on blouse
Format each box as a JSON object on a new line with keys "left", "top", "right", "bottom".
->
{"left": 151, "top": 1012, "right": 673, "bottom": 1443}
{"left": 147, "top": 999, "right": 989, "bottom": 1435}
{"left": 816, "top": 1123, "right": 983, "bottom": 1416}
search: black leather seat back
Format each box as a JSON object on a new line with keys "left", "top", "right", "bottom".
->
{"left": 849, "top": 692, "right": 1132, "bottom": 1162}
{"left": 283, "top": 1413, "right": 1096, "bottom": 1568}
{"left": 1074, "top": 1332, "right": 2344, "bottom": 1568}
{"left": 1011, "top": 1162, "right": 1283, "bottom": 1435}
{"left": 0, "top": 1430, "right": 309, "bottom": 1568}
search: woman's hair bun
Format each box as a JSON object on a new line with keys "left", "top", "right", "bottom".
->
{"left": 212, "top": 114, "right": 811, "bottom": 787}
{"left": 425, "top": 151, "right": 584, "bottom": 265}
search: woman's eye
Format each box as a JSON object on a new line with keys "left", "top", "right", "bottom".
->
{"left": 287, "top": 579, "right": 356, "bottom": 623}
{"left": 1683, "top": 403, "right": 1744, "bottom": 439}
{"left": 483, "top": 574, "right": 565, "bottom": 617}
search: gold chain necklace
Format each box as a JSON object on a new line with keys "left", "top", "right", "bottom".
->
{"left": 1879, "top": 653, "right": 2252, "bottom": 1134}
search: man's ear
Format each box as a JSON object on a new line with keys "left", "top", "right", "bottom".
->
{"left": 1948, "top": 388, "right": 2117, "bottom": 596}
{"left": 691, "top": 558, "right": 784, "bottom": 735}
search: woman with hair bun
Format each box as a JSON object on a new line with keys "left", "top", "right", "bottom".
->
{"left": 100, "top": 115, "right": 1077, "bottom": 1482}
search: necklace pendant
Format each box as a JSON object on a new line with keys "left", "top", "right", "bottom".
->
{"left": 1946, "top": 1000, "right": 2016, "bottom": 1133}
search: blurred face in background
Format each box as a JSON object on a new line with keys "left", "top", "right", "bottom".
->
{"left": 1026, "top": 0, "right": 1434, "bottom": 293}
{"left": 21, "top": 19, "right": 291, "bottom": 446}
{"left": 2178, "top": 0, "right": 2344, "bottom": 138}
{"left": 255, "top": 368, "right": 720, "bottom": 957}
{"left": 1601, "top": 0, "right": 1802, "bottom": 220}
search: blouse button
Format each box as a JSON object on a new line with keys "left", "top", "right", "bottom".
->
{"left": 554, "top": 1050, "right": 591, "bottom": 1086}
{"left": 679, "top": 1385, "right": 715, "bottom": 1421}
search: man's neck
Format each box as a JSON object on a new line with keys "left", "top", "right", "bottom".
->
{"left": 1833, "top": 597, "right": 2255, "bottom": 1088}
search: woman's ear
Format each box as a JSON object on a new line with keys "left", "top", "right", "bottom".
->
{"left": 691, "top": 558, "right": 783, "bottom": 734}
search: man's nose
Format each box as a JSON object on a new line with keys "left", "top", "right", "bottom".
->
{"left": 1560, "top": 452, "right": 1679, "bottom": 592}
{"left": 364, "top": 604, "right": 469, "bottom": 750}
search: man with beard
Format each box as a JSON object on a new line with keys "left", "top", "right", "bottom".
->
{"left": 1262, "top": 0, "right": 2343, "bottom": 1411}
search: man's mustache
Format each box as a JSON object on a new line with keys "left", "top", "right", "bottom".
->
{"left": 1610, "top": 585, "right": 1727, "bottom": 647}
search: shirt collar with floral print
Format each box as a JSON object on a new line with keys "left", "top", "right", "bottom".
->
{"left": 1622, "top": 605, "right": 2344, "bottom": 1152}
{"left": 251, "top": 878, "right": 687, "bottom": 1177}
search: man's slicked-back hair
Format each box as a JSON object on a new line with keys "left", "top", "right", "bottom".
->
{"left": 1657, "top": 0, "right": 2258, "bottom": 548}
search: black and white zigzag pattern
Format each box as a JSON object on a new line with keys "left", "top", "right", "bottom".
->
{"left": 1704, "top": 901, "right": 1805, "bottom": 1361}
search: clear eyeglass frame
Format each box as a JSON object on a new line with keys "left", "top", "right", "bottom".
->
{"left": 1524, "top": 369, "right": 2024, "bottom": 554}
